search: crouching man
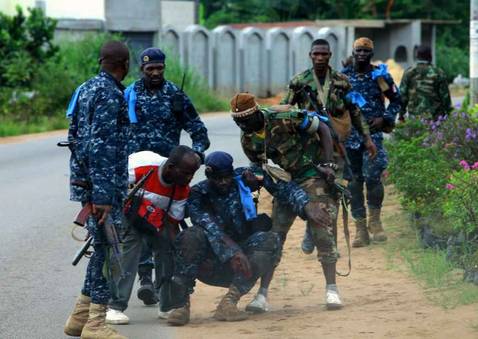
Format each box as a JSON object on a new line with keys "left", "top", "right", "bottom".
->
{"left": 106, "top": 146, "right": 200, "bottom": 324}
{"left": 165, "top": 151, "right": 330, "bottom": 326}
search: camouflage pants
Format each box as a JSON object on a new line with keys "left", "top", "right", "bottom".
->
{"left": 174, "top": 226, "right": 282, "bottom": 295}
{"left": 272, "top": 177, "right": 338, "bottom": 264}
{"left": 344, "top": 143, "right": 387, "bottom": 219}
{"left": 81, "top": 206, "right": 123, "bottom": 305}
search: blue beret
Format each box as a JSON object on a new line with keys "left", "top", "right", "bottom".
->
{"left": 140, "top": 47, "right": 166, "bottom": 65}
{"left": 205, "top": 151, "right": 234, "bottom": 175}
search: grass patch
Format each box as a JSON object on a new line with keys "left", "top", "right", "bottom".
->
{"left": 384, "top": 189, "right": 478, "bottom": 309}
{"left": 0, "top": 115, "right": 68, "bottom": 137}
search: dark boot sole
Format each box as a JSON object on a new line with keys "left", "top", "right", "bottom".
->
{"left": 137, "top": 286, "right": 158, "bottom": 305}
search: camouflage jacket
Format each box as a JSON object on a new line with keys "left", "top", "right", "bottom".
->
{"left": 399, "top": 62, "right": 452, "bottom": 119}
{"left": 188, "top": 167, "right": 309, "bottom": 262}
{"left": 341, "top": 64, "right": 401, "bottom": 149}
{"left": 127, "top": 78, "right": 210, "bottom": 156}
{"left": 68, "top": 71, "right": 129, "bottom": 207}
{"left": 281, "top": 67, "right": 369, "bottom": 138}
{"left": 241, "top": 107, "right": 323, "bottom": 182}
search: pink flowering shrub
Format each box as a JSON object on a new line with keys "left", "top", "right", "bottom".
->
{"left": 444, "top": 162, "right": 478, "bottom": 235}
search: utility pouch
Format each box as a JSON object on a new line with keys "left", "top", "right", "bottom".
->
{"left": 124, "top": 194, "right": 165, "bottom": 236}
{"left": 248, "top": 213, "right": 272, "bottom": 233}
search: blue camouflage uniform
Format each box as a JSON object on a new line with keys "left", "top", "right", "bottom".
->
{"left": 126, "top": 78, "right": 210, "bottom": 156}
{"left": 172, "top": 167, "right": 310, "bottom": 299}
{"left": 341, "top": 64, "right": 401, "bottom": 219}
{"left": 68, "top": 71, "right": 129, "bottom": 304}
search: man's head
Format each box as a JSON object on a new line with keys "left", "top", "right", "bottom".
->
{"left": 205, "top": 151, "right": 235, "bottom": 195}
{"left": 416, "top": 45, "right": 432, "bottom": 63}
{"left": 352, "top": 37, "right": 374, "bottom": 66}
{"left": 99, "top": 41, "right": 130, "bottom": 80}
{"left": 163, "top": 145, "right": 201, "bottom": 186}
{"left": 309, "top": 39, "right": 331, "bottom": 73}
{"left": 230, "top": 93, "right": 264, "bottom": 133}
{"left": 140, "top": 48, "right": 166, "bottom": 88}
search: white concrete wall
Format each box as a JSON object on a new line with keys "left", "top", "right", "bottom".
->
{"left": 161, "top": 0, "right": 195, "bottom": 30}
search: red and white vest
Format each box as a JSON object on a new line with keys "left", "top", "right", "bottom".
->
{"left": 127, "top": 151, "right": 190, "bottom": 228}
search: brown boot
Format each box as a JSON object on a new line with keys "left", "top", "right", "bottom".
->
{"left": 80, "top": 303, "right": 128, "bottom": 339}
{"left": 64, "top": 294, "right": 91, "bottom": 337}
{"left": 352, "top": 218, "right": 370, "bottom": 248}
{"left": 368, "top": 208, "right": 387, "bottom": 242}
{"left": 167, "top": 301, "right": 191, "bottom": 326}
{"left": 214, "top": 285, "right": 248, "bottom": 322}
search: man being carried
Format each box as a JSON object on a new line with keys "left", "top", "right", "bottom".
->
{"left": 342, "top": 37, "right": 401, "bottom": 247}
{"left": 230, "top": 93, "right": 343, "bottom": 313}
{"left": 107, "top": 146, "right": 200, "bottom": 323}
{"left": 165, "top": 151, "right": 329, "bottom": 325}
{"left": 282, "top": 38, "right": 376, "bottom": 254}
{"left": 399, "top": 45, "right": 452, "bottom": 121}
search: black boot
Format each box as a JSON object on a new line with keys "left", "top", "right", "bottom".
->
{"left": 137, "top": 267, "right": 158, "bottom": 306}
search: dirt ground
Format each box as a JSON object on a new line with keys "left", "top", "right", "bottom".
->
{"left": 173, "top": 189, "right": 477, "bottom": 339}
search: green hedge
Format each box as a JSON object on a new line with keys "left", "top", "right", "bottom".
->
{"left": 387, "top": 110, "right": 478, "bottom": 273}
{"left": 0, "top": 30, "right": 227, "bottom": 137}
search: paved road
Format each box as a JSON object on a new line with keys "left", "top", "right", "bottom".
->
{"left": 0, "top": 113, "right": 248, "bottom": 339}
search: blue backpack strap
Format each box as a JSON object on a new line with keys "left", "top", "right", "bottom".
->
{"left": 124, "top": 84, "right": 138, "bottom": 123}
{"left": 66, "top": 83, "right": 85, "bottom": 118}
{"left": 234, "top": 176, "right": 257, "bottom": 221}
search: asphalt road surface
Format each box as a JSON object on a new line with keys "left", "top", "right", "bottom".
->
{"left": 0, "top": 113, "right": 248, "bottom": 339}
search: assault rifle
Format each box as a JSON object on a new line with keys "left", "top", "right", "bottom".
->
{"left": 171, "top": 71, "right": 187, "bottom": 120}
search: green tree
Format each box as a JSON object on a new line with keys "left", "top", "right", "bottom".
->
{"left": 0, "top": 6, "right": 57, "bottom": 87}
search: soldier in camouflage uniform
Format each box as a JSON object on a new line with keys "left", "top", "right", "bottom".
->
{"left": 282, "top": 38, "right": 377, "bottom": 254}
{"left": 230, "top": 93, "right": 344, "bottom": 311}
{"left": 166, "top": 151, "right": 326, "bottom": 325}
{"left": 107, "top": 48, "right": 210, "bottom": 322}
{"left": 341, "top": 37, "right": 401, "bottom": 247}
{"left": 64, "top": 41, "right": 130, "bottom": 339}
{"left": 399, "top": 45, "right": 452, "bottom": 121}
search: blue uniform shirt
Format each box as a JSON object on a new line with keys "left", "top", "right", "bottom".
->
{"left": 68, "top": 71, "right": 129, "bottom": 211}
{"left": 187, "top": 168, "right": 310, "bottom": 263}
{"left": 342, "top": 65, "right": 401, "bottom": 149}
{"left": 127, "top": 78, "right": 210, "bottom": 156}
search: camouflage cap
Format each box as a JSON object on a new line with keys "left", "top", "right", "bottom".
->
{"left": 230, "top": 93, "right": 259, "bottom": 118}
{"left": 353, "top": 37, "right": 374, "bottom": 50}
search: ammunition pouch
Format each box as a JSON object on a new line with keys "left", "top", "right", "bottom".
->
{"left": 123, "top": 194, "right": 166, "bottom": 237}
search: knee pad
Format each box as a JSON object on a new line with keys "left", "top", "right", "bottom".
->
{"left": 175, "top": 227, "right": 208, "bottom": 262}
{"left": 248, "top": 232, "right": 282, "bottom": 273}
{"left": 366, "top": 181, "right": 384, "bottom": 208}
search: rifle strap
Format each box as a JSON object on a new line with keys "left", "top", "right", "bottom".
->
{"left": 336, "top": 195, "right": 351, "bottom": 277}
{"left": 313, "top": 68, "right": 331, "bottom": 109}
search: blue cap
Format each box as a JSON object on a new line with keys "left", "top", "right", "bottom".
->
{"left": 205, "top": 151, "right": 234, "bottom": 175}
{"left": 140, "top": 47, "right": 166, "bottom": 65}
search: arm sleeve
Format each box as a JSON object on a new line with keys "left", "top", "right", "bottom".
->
{"left": 280, "top": 82, "right": 294, "bottom": 105}
{"left": 438, "top": 72, "right": 452, "bottom": 115}
{"left": 383, "top": 74, "right": 402, "bottom": 125}
{"left": 344, "top": 87, "right": 370, "bottom": 137}
{"left": 89, "top": 89, "right": 122, "bottom": 205}
{"left": 262, "top": 172, "right": 310, "bottom": 219}
{"left": 188, "top": 187, "right": 241, "bottom": 263}
{"left": 182, "top": 94, "right": 210, "bottom": 153}
{"left": 399, "top": 71, "right": 410, "bottom": 117}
